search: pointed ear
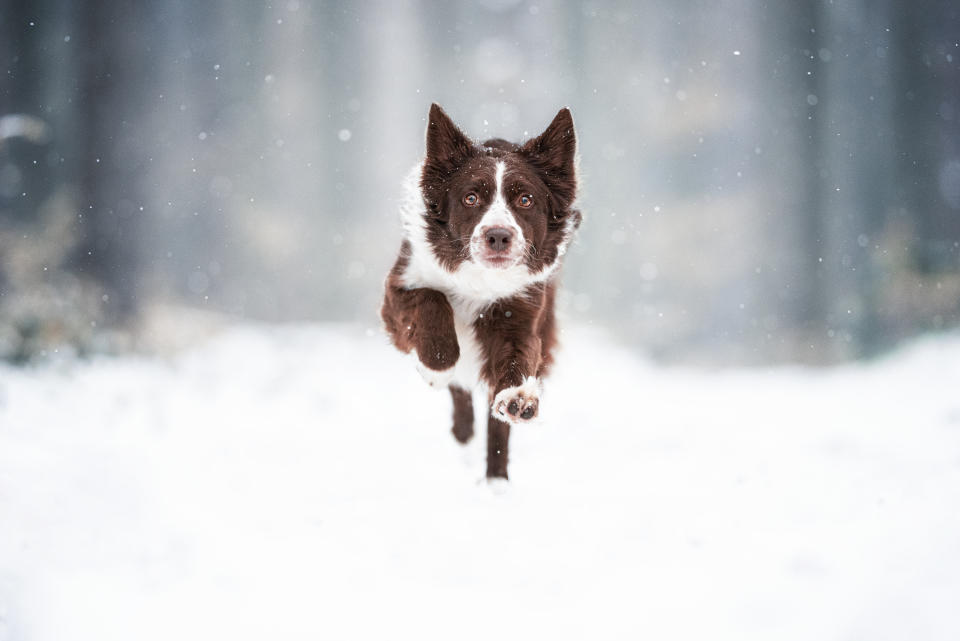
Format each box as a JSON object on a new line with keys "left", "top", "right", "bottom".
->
{"left": 520, "top": 108, "right": 578, "bottom": 207}
{"left": 424, "top": 103, "right": 473, "bottom": 173}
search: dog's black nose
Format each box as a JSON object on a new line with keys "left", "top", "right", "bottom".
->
{"left": 485, "top": 227, "right": 513, "bottom": 252}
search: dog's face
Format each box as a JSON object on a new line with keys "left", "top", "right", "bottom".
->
{"left": 419, "top": 104, "right": 581, "bottom": 275}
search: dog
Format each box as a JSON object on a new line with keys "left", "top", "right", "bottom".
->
{"left": 381, "top": 103, "right": 581, "bottom": 479}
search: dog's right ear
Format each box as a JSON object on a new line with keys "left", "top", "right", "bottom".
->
{"left": 422, "top": 104, "right": 473, "bottom": 220}
{"left": 424, "top": 103, "right": 473, "bottom": 174}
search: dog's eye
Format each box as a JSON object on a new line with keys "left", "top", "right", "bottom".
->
{"left": 463, "top": 193, "right": 479, "bottom": 207}
{"left": 518, "top": 194, "right": 534, "bottom": 208}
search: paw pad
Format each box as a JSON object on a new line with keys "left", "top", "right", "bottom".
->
{"left": 492, "top": 377, "right": 541, "bottom": 424}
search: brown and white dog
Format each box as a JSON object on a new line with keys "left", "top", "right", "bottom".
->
{"left": 381, "top": 103, "right": 581, "bottom": 479}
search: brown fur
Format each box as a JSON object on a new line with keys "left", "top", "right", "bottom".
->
{"left": 450, "top": 385, "right": 474, "bottom": 444}
{"left": 474, "top": 284, "right": 554, "bottom": 393}
{"left": 381, "top": 241, "right": 460, "bottom": 371}
{"left": 486, "top": 415, "right": 511, "bottom": 480}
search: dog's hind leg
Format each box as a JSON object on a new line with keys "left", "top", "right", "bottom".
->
{"left": 486, "top": 413, "right": 511, "bottom": 479}
{"left": 450, "top": 385, "right": 474, "bottom": 444}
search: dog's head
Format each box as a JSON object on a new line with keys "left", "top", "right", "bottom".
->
{"left": 418, "top": 103, "right": 581, "bottom": 275}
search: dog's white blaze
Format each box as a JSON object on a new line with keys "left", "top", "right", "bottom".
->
{"left": 468, "top": 161, "right": 524, "bottom": 266}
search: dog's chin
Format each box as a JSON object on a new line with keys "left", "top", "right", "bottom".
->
{"left": 473, "top": 253, "right": 522, "bottom": 270}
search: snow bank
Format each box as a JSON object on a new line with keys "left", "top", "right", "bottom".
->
{"left": 1, "top": 324, "right": 959, "bottom": 640}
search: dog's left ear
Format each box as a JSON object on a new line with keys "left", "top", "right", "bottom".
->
{"left": 520, "top": 108, "right": 578, "bottom": 208}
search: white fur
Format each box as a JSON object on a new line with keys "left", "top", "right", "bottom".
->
{"left": 411, "top": 349, "right": 455, "bottom": 388}
{"left": 449, "top": 313, "right": 484, "bottom": 390}
{"left": 483, "top": 477, "right": 512, "bottom": 494}
{"left": 491, "top": 376, "right": 542, "bottom": 423}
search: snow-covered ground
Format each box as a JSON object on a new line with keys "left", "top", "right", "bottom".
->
{"left": 1, "top": 323, "right": 959, "bottom": 641}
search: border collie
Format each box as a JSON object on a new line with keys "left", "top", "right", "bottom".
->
{"left": 381, "top": 103, "right": 581, "bottom": 480}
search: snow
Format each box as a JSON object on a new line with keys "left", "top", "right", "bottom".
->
{"left": 1, "top": 324, "right": 959, "bottom": 640}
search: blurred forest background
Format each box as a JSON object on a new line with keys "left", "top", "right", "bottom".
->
{"left": 1, "top": 0, "right": 958, "bottom": 365}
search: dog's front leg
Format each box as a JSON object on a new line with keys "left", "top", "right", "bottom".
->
{"left": 381, "top": 282, "right": 459, "bottom": 386}
{"left": 476, "top": 317, "right": 544, "bottom": 479}
{"left": 485, "top": 341, "right": 542, "bottom": 480}
{"left": 487, "top": 338, "right": 543, "bottom": 424}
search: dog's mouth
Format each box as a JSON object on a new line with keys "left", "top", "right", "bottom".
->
{"left": 469, "top": 242, "right": 524, "bottom": 270}
{"left": 476, "top": 253, "right": 519, "bottom": 269}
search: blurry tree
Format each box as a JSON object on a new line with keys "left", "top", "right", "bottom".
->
{"left": 69, "top": 0, "right": 146, "bottom": 317}
{"left": 1, "top": 0, "right": 106, "bottom": 361}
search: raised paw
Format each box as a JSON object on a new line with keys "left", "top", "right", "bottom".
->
{"left": 492, "top": 376, "right": 542, "bottom": 424}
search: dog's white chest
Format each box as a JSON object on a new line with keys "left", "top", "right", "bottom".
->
{"left": 449, "top": 304, "right": 485, "bottom": 391}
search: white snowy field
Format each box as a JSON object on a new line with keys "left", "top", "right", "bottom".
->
{"left": 1, "top": 324, "right": 959, "bottom": 641}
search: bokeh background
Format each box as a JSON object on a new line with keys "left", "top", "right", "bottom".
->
{"left": 1, "top": 0, "right": 959, "bottom": 364}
